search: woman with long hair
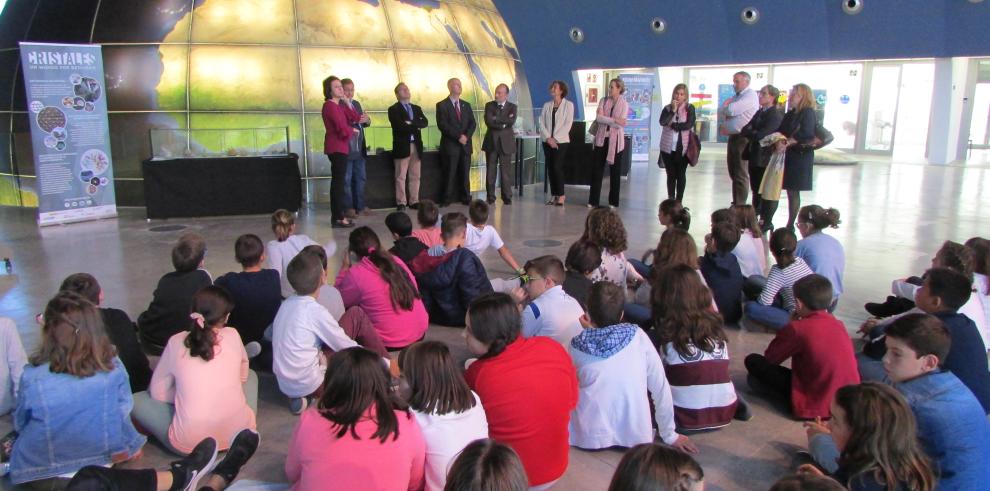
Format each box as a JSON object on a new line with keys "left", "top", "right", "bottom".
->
{"left": 285, "top": 347, "right": 425, "bottom": 490}
{"left": 739, "top": 84, "right": 784, "bottom": 219}
{"left": 659, "top": 83, "right": 696, "bottom": 203}
{"left": 322, "top": 75, "right": 361, "bottom": 228}
{"left": 335, "top": 226, "right": 429, "bottom": 350}
{"left": 132, "top": 285, "right": 257, "bottom": 455}
{"left": 589, "top": 78, "right": 629, "bottom": 208}
{"left": 540, "top": 80, "right": 575, "bottom": 206}
{"left": 802, "top": 383, "right": 935, "bottom": 491}
{"left": 763, "top": 83, "right": 818, "bottom": 230}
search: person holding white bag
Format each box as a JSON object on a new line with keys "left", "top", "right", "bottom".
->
{"left": 588, "top": 78, "right": 628, "bottom": 209}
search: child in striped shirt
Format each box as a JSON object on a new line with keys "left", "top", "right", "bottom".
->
{"left": 652, "top": 264, "right": 749, "bottom": 430}
{"left": 744, "top": 227, "right": 814, "bottom": 330}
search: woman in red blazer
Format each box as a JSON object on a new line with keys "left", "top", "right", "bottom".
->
{"left": 322, "top": 76, "right": 360, "bottom": 228}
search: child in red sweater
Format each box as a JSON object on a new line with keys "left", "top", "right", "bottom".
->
{"left": 745, "top": 274, "right": 859, "bottom": 419}
{"left": 464, "top": 292, "right": 578, "bottom": 489}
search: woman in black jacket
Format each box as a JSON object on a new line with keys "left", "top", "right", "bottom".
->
{"left": 739, "top": 84, "right": 784, "bottom": 224}
{"left": 658, "top": 83, "right": 696, "bottom": 203}
{"left": 764, "top": 83, "right": 818, "bottom": 231}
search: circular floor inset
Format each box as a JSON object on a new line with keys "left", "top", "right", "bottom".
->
{"left": 149, "top": 224, "right": 188, "bottom": 232}
{"left": 524, "top": 239, "right": 563, "bottom": 248}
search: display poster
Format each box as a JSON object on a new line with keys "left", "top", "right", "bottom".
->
{"left": 716, "top": 84, "right": 736, "bottom": 143}
{"left": 618, "top": 73, "right": 654, "bottom": 161}
{"left": 19, "top": 42, "right": 117, "bottom": 226}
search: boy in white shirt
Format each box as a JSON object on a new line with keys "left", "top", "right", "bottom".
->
{"left": 568, "top": 282, "right": 696, "bottom": 453}
{"left": 272, "top": 250, "right": 394, "bottom": 414}
{"left": 516, "top": 255, "right": 584, "bottom": 348}
{"left": 465, "top": 199, "right": 522, "bottom": 274}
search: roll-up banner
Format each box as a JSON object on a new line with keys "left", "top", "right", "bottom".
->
{"left": 618, "top": 73, "right": 654, "bottom": 161}
{"left": 19, "top": 42, "right": 117, "bottom": 226}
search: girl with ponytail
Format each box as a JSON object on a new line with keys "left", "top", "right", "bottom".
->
{"left": 795, "top": 205, "right": 845, "bottom": 307}
{"left": 335, "top": 226, "right": 429, "bottom": 350}
{"left": 132, "top": 285, "right": 257, "bottom": 455}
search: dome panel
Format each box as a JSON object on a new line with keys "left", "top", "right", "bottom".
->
{"left": 190, "top": 0, "right": 295, "bottom": 44}
{"left": 188, "top": 45, "right": 300, "bottom": 111}
{"left": 103, "top": 45, "right": 187, "bottom": 111}
{"left": 92, "top": 0, "right": 192, "bottom": 44}
{"left": 299, "top": 47, "right": 399, "bottom": 112}
{"left": 383, "top": 0, "right": 463, "bottom": 52}
{"left": 297, "top": 0, "right": 392, "bottom": 48}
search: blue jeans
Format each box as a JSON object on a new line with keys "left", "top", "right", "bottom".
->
{"left": 744, "top": 301, "right": 791, "bottom": 330}
{"left": 808, "top": 434, "right": 841, "bottom": 474}
{"left": 623, "top": 302, "right": 652, "bottom": 329}
{"left": 343, "top": 155, "right": 366, "bottom": 211}
{"left": 857, "top": 351, "right": 889, "bottom": 382}
{"left": 628, "top": 258, "right": 652, "bottom": 280}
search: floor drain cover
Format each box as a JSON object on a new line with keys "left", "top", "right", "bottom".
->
{"left": 149, "top": 225, "right": 188, "bottom": 232}
{"left": 523, "top": 239, "right": 563, "bottom": 248}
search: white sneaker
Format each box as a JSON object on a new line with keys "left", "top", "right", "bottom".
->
{"left": 289, "top": 397, "right": 309, "bottom": 415}
{"left": 244, "top": 341, "right": 262, "bottom": 359}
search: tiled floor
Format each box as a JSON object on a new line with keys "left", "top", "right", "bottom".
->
{"left": 2, "top": 152, "right": 990, "bottom": 490}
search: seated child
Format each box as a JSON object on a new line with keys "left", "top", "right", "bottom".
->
{"left": 634, "top": 228, "right": 716, "bottom": 318}
{"left": 519, "top": 255, "right": 585, "bottom": 348}
{"left": 562, "top": 239, "right": 602, "bottom": 309}
{"left": 607, "top": 443, "right": 704, "bottom": 491}
{"left": 629, "top": 199, "right": 691, "bottom": 278}
{"left": 770, "top": 474, "right": 845, "bottom": 491}
{"left": 443, "top": 439, "right": 529, "bottom": 491}
{"left": 0, "top": 317, "right": 26, "bottom": 416}
{"left": 300, "top": 244, "right": 346, "bottom": 321}
{"left": 826, "top": 314, "right": 990, "bottom": 489}
{"left": 398, "top": 341, "right": 488, "bottom": 491}
{"left": 411, "top": 212, "right": 494, "bottom": 327}
{"left": 335, "top": 227, "right": 429, "bottom": 350}
{"left": 214, "top": 234, "right": 282, "bottom": 370}
{"left": 465, "top": 199, "right": 523, "bottom": 274}
{"left": 569, "top": 282, "right": 696, "bottom": 452}
{"left": 582, "top": 207, "right": 644, "bottom": 287}
{"left": 743, "top": 227, "right": 815, "bottom": 331}
{"left": 699, "top": 221, "right": 745, "bottom": 324}
{"left": 654, "top": 264, "right": 745, "bottom": 430}
{"left": 745, "top": 274, "right": 859, "bottom": 419}
{"left": 464, "top": 292, "right": 577, "bottom": 489}
{"left": 272, "top": 250, "right": 390, "bottom": 413}
{"left": 60, "top": 273, "right": 153, "bottom": 392}
{"left": 286, "top": 348, "right": 425, "bottom": 491}
{"left": 801, "top": 383, "right": 935, "bottom": 489}
{"left": 385, "top": 211, "right": 428, "bottom": 265}
{"left": 8, "top": 292, "right": 145, "bottom": 486}
{"left": 794, "top": 205, "right": 844, "bottom": 306}
{"left": 732, "top": 204, "right": 768, "bottom": 276}
{"left": 132, "top": 286, "right": 257, "bottom": 455}
{"left": 965, "top": 236, "right": 990, "bottom": 331}
{"left": 138, "top": 232, "right": 213, "bottom": 355}
{"left": 411, "top": 199, "right": 443, "bottom": 248}
{"left": 265, "top": 208, "right": 319, "bottom": 298}
{"left": 711, "top": 208, "right": 762, "bottom": 280}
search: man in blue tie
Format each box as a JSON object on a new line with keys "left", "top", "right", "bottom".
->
{"left": 436, "top": 78, "right": 477, "bottom": 207}
{"left": 388, "top": 82, "right": 429, "bottom": 211}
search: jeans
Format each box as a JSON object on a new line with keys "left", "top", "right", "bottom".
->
{"left": 343, "top": 154, "right": 366, "bottom": 211}
{"left": 623, "top": 302, "right": 652, "bottom": 329}
{"left": 744, "top": 301, "right": 791, "bottom": 331}
{"left": 628, "top": 258, "right": 652, "bottom": 281}
{"left": 808, "top": 434, "right": 841, "bottom": 474}
{"left": 856, "top": 352, "right": 889, "bottom": 382}
{"left": 131, "top": 370, "right": 259, "bottom": 455}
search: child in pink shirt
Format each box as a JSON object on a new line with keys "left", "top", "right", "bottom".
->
{"left": 286, "top": 347, "right": 425, "bottom": 491}
{"left": 335, "top": 227, "right": 429, "bottom": 350}
{"left": 411, "top": 200, "right": 443, "bottom": 248}
{"left": 132, "top": 286, "right": 257, "bottom": 455}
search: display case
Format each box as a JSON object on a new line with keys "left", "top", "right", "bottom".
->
{"left": 148, "top": 127, "right": 290, "bottom": 160}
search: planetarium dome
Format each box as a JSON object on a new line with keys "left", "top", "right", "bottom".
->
{"left": 0, "top": 0, "right": 533, "bottom": 205}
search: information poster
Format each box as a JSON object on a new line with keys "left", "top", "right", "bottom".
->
{"left": 618, "top": 73, "right": 654, "bottom": 161}
{"left": 19, "top": 42, "right": 117, "bottom": 226}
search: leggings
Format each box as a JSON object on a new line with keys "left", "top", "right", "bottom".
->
{"left": 661, "top": 150, "right": 689, "bottom": 202}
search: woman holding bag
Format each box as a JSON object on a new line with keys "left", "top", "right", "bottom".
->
{"left": 740, "top": 85, "right": 784, "bottom": 224}
{"left": 589, "top": 78, "right": 628, "bottom": 209}
{"left": 658, "top": 83, "right": 696, "bottom": 203}
{"left": 762, "top": 84, "right": 817, "bottom": 231}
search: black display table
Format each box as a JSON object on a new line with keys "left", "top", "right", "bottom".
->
{"left": 362, "top": 150, "right": 448, "bottom": 209}
{"left": 142, "top": 154, "right": 302, "bottom": 219}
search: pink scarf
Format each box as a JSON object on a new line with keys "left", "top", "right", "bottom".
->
{"left": 593, "top": 96, "right": 627, "bottom": 164}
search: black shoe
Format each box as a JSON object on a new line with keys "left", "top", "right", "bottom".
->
{"left": 211, "top": 429, "right": 260, "bottom": 486}
{"left": 409, "top": 203, "right": 419, "bottom": 210}
{"left": 486, "top": 197, "right": 496, "bottom": 204}
{"left": 396, "top": 204, "right": 406, "bottom": 211}
{"left": 332, "top": 220, "right": 355, "bottom": 228}
{"left": 169, "top": 437, "right": 218, "bottom": 491}
{"left": 502, "top": 198, "right": 512, "bottom": 205}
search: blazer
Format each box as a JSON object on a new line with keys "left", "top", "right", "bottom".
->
{"left": 482, "top": 100, "right": 517, "bottom": 155}
{"left": 345, "top": 99, "right": 371, "bottom": 157}
{"left": 388, "top": 101, "right": 429, "bottom": 159}
{"left": 322, "top": 99, "right": 359, "bottom": 155}
{"left": 436, "top": 97, "right": 477, "bottom": 153}
{"left": 539, "top": 99, "right": 574, "bottom": 144}
{"left": 740, "top": 106, "right": 784, "bottom": 165}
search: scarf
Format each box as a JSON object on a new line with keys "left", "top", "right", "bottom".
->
{"left": 593, "top": 97, "right": 627, "bottom": 164}
{"left": 659, "top": 102, "right": 689, "bottom": 155}
{"left": 570, "top": 322, "right": 638, "bottom": 359}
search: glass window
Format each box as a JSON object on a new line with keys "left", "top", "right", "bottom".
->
{"left": 772, "top": 63, "right": 862, "bottom": 150}
{"left": 687, "top": 66, "right": 768, "bottom": 142}
{"left": 864, "top": 66, "right": 900, "bottom": 152}
{"left": 970, "top": 83, "right": 990, "bottom": 147}
{"left": 892, "top": 63, "right": 934, "bottom": 161}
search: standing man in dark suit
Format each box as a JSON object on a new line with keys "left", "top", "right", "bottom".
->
{"left": 341, "top": 78, "right": 371, "bottom": 218}
{"left": 388, "top": 82, "right": 429, "bottom": 211}
{"left": 482, "top": 83, "right": 517, "bottom": 205}
{"left": 436, "top": 78, "right": 476, "bottom": 206}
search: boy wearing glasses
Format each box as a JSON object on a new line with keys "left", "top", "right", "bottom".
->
{"left": 517, "top": 255, "right": 584, "bottom": 348}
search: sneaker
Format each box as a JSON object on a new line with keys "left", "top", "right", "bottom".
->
{"left": 211, "top": 429, "right": 260, "bottom": 486}
{"left": 169, "top": 437, "right": 218, "bottom": 491}
{"left": 289, "top": 397, "right": 308, "bottom": 415}
{"left": 734, "top": 398, "right": 754, "bottom": 421}
{"left": 244, "top": 342, "right": 262, "bottom": 359}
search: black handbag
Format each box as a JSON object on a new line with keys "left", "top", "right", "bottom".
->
{"left": 813, "top": 123, "right": 834, "bottom": 150}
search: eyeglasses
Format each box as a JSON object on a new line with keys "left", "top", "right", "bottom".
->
{"left": 519, "top": 274, "right": 545, "bottom": 285}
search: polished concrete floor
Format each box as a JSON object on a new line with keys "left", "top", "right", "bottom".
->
{"left": 2, "top": 151, "right": 990, "bottom": 490}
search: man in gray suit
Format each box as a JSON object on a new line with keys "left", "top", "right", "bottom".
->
{"left": 482, "top": 83, "right": 517, "bottom": 204}
{"left": 436, "top": 78, "right": 477, "bottom": 206}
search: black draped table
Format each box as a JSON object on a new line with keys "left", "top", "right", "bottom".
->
{"left": 142, "top": 154, "right": 302, "bottom": 219}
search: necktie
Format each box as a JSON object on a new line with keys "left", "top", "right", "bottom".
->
{"left": 404, "top": 103, "right": 412, "bottom": 119}
{"left": 455, "top": 101, "right": 461, "bottom": 120}
{"left": 498, "top": 104, "right": 503, "bottom": 111}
